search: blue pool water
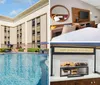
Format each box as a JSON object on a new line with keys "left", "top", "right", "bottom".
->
{"left": 0, "top": 53, "right": 48, "bottom": 85}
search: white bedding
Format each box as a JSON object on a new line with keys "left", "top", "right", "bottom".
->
{"left": 51, "top": 27, "right": 100, "bottom": 42}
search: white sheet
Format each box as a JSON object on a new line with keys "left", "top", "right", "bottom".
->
{"left": 51, "top": 27, "right": 100, "bottom": 42}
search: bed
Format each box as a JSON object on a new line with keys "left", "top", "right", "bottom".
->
{"left": 51, "top": 27, "right": 100, "bottom": 42}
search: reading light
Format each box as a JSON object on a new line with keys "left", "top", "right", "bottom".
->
{"left": 90, "top": 12, "right": 92, "bottom": 15}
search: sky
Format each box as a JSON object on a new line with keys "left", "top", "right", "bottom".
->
{"left": 0, "top": 0, "right": 39, "bottom": 18}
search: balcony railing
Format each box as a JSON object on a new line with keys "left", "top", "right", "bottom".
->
{"left": 32, "top": 36, "right": 35, "bottom": 41}
{"left": 37, "top": 35, "right": 40, "bottom": 40}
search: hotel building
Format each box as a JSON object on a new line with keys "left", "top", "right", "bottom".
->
{"left": 0, "top": 0, "right": 49, "bottom": 49}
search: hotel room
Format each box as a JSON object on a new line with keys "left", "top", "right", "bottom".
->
{"left": 50, "top": 0, "right": 100, "bottom": 42}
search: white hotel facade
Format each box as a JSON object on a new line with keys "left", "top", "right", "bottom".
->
{"left": 0, "top": 0, "right": 49, "bottom": 49}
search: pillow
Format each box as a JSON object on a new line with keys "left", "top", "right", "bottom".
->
{"left": 86, "top": 23, "right": 91, "bottom": 27}
{"left": 97, "top": 23, "right": 100, "bottom": 28}
{"left": 62, "top": 25, "right": 75, "bottom": 34}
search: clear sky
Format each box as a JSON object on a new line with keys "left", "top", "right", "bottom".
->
{"left": 0, "top": 0, "right": 39, "bottom": 18}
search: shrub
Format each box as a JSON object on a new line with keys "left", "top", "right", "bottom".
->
{"left": 0, "top": 48, "right": 41, "bottom": 53}
{"left": 27, "top": 48, "right": 40, "bottom": 52}
{"left": 18, "top": 48, "right": 24, "bottom": 52}
{"left": 0, "top": 48, "right": 11, "bottom": 52}
{"left": 0, "top": 48, "right": 2, "bottom": 52}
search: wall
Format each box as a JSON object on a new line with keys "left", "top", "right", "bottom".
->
{"left": 0, "top": 20, "right": 14, "bottom": 27}
{"left": 96, "top": 49, "right": 100, "bottom": 72}
{"left": 22, "top": 23, "right": 25, "bottom": 44}
{"left": 0, "top": 26, "right": 4, "bottom": 44}
{"left": 50, "top": 0, "right": 100, "bottom": 25}
{"left": 40, "top": 14, "right": 47, "bottom": 48}
{"left": 10, "top": 27, "right": 17, "bottom": 44}
{"left": 0, "top": 25, "right": 1, "bottom": 47}
{"left": 27, "top": 20, "right": 32, "bottom": 44}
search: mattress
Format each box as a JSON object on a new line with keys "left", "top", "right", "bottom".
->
{"left": 51, "top": 27, "right": 100, "bottom": 42}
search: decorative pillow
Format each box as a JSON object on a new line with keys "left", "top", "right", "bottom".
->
{"left": 97, "top": 23, "right": 100, "bottom": 28}
{"left": 62, "top": 25, "right": 75, "bottom": 34}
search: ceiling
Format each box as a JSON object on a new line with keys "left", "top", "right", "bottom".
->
{"left": 81, "top": 0, "right": 100, "bottom": 9}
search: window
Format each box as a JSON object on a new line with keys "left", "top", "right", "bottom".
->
{"left": 17, "top": 42, "right": 19, "bottom": 44}
{"left": 32, "top": 30, "right": 35, "bottom": 34}
{"left": 20, "top": 29, "right": 22, "bottom": 31}
{"left": 4, "top": 26, "right": 6, "bottom": 30}
{"left": 8, "top": 30, "right": 10, "bottom": 33}
{"left": 37, "top": 45, "right": 40, "bottom": 48}
{"left": 17, "top": 34, "right": 19, "bottom": 38}
{"left": 32, "top": 41, "right": 35, "bottom": 43}
{"left": 37, "top": 22, "right": 40, "bottom": 26}
{"left": 37, "top": 31, "right": 40, "bottom": 34}
{"left": 4, "top": 41, "right": 6, "bottom": 45}
{"left": 37, "top": 40, "right": 40, "bottom": 43}
{"left": 4, "top": 29, "right": 6, "bottom": 32}
{"left": 32, "top": 19, "right": 35, "bottom": 26}
{"left": 8, "top": 41, "right": 10, "bottom": 44}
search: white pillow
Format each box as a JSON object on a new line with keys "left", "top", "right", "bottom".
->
{"left": 97, "top": 23, "right": 100, "bottom": 28}
{"left": 62, "top": 25, "right": 75, "bottom": 34}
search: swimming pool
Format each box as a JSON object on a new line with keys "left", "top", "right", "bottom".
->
{"left": 0, "top": 53, "right": 48, "bottom": 85}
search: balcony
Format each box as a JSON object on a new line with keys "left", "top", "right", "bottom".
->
{"left": 32, "top": 41, "right": 35, "bottom": 43}
{"left": 32, "top": 19, "right": 35, "bottom": 27}
{"left": 32, "top": 27, "right": 35, "bottom": 30}
{"left": 37, "top": 22, "right": 40, "bottom": 26}
{"left": 32, "top": 30, "right": 35, "bottom": 34}
{"left": 17, "top": 39, "right": 21, "bottom": 42}
{"left": 37, "top": 27, "right": 40, "bottom": 32}
{"left": 32, "top": 36, "right": 35, "bottom": 41}
{"left": 37, "top": 35, "right": 40, "bottom": 40}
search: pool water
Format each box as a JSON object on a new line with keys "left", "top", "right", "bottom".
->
{"left": 0, "top": 53, "right": 48, "bottom": 85}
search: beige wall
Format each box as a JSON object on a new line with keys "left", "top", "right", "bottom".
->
{"left": 0, "top": 25, "right": 1, "bottom": 47}
{"left": 50, "top": 0, "right": 100, "bottom": 25}
{"left": 41, "top": 14, "right": 47, "bottom": 42}
{"left": 0, "top": 20, "right": 14, "bottom": 27}
{"left": 22, "top": 23, "right": 25, "bottom": 44}
{"left": 1, "top": 26, "right": 4, "bottom": 44}
{"left": 41, "top": 14, "right": 47, "bottom": 49}
{"left": 10, "top": 27, "right": 17, "bottom": 44}
{"left": 27, "top": 20, "right": 32, "bottom": 43}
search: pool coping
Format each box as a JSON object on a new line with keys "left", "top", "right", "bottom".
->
{"left": 0, "top": 52, "right": 48, "bottom": 55}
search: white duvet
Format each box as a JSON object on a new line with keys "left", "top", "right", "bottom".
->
{"left": 51, "top": 27, "right": 100, "bottom": 42}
